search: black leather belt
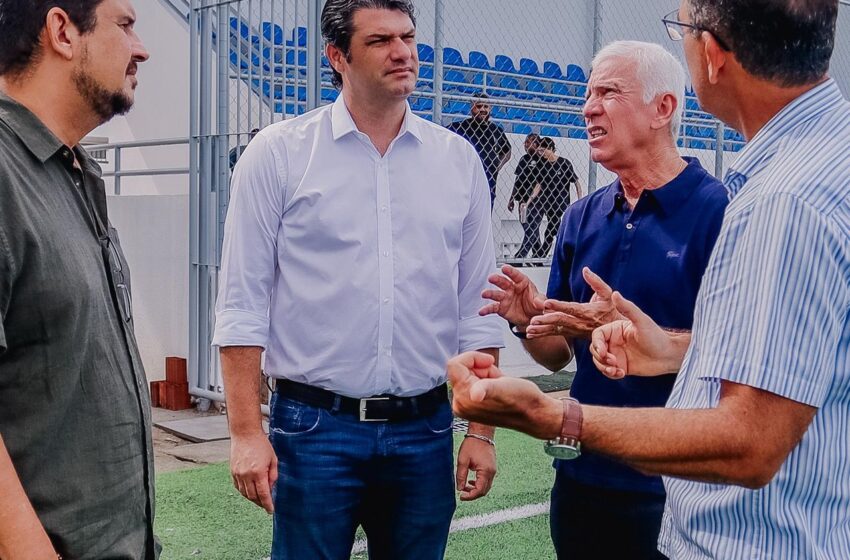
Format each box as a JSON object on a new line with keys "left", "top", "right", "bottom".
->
{"left": 274, "top": 379, "right": 449, "bottom": 422}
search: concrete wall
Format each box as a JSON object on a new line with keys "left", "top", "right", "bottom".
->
{"left": 108, "top": 195, "right": 190, "bottom": 381}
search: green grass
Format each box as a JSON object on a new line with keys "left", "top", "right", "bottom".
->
{"left": 155, "top": 430, "right": 554, "bottom": 559}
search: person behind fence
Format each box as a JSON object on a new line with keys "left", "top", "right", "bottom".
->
{"left": 212, "top": 0, "right": 504, "bottom": 559}
{"left": 450, "top": 1, "right": 850, "bottom": 558}
{"left": 0, "top": 1, "right": 159, "bottom": 559}
{"left": 229, "top": 127, "right": 260, "bottom": 170}
{"left": 447, "top": 92, "right": 511, "bottom": 206}
{"left": 509, "top": 132, "right": 543, "bottom": 259}
{"left": 532, "top": 136, "right": 583, "bottom": 259}
{"left": 477, "top": 40, "right": 728, "bottom": 560}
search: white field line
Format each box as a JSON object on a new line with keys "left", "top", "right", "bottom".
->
{"left": 350, "top": 501, "right": 550, "bottom": 554}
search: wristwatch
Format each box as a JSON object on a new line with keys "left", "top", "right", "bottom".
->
{"left": 544, "top": 397, "right": 582, "bottom": 460}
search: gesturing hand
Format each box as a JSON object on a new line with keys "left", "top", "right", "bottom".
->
{"left": 479, "top": 265, "right": 545, "bottom": 327}
{"left": 526, "top": 267, "right": 623, "bottom": 339}
{"left": 590, "top": 292, "right": 687, "bottom": 379}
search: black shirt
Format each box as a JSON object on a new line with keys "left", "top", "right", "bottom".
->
{"left": 511, "top": 153, "right": 543, "bottom": 203}
{"left": 535, "top": 156, "right": 577, "bottom": 211}
{"left": 0, "top": 91, "right": 158, "bottom": 559}
{"left": 446, "top": 117, "right": 510, "bottom": 188}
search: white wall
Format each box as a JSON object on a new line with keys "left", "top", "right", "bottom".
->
{"left": 108, "top": 195, "right": 190, "bottom": 381}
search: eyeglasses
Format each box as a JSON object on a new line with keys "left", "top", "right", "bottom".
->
{"left": 101, "top": 235, "right": 133, "bottom": 324}
{"left": 661, "top": 9, "right": 730, "bottom": 50}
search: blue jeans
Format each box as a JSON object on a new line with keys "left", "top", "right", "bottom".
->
{"left": 550, "top": 473, "right": 667, "bottom": 559}
{"left": 268, "top": 392, "right": 457, "bottom": 560}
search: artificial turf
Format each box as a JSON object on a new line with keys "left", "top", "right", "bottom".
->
{"left": 155, "top": 429, "right": 555, "bottom": 559}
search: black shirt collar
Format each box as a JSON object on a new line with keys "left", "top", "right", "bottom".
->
{"left": 605, "top": 157, "right": 706, "bottom": 216}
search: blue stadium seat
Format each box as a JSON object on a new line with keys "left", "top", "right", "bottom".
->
{"left": 230, "top": 18, "right": 250, "bottom": 40}
{"left": 506, "top": 107, "right": 529, "bottom": 121}
{"left": 322, "top": 88, "right": 338, "bottom": 103}
{"left": 409, "top": 97, "right": 433, "bottom": 112}
{"left": 689, "top": 139, "right": 708, "bottom": 149}
{"left": 558, "top": 112, "right": 585, "bottom": 127}
{"left": 491, "top": 106, "right": 509, "bottom": 120}
{"left": 685, "top": 98, "right": 701, "bottom": 112}
{"left": 723, "top": 129, "right": 743, "bottom": 141}
{"left": 545, "top": 111, "right": 562, "bottom": 124}
{"left": 444, "top": 69, "right": 480, "bottom": 94}
{"left": 417, "top": 43, "right": 434, "bottom": 63}
{"left": 419, "top": 65, "right": 434, "bottom": 80}
{"left": 567, "top": 128, "right": 587, "bottom": 140}
{"left": 526, "top": 79, "right": 554, "bottom": 101}
{"left": 261, "top": 22, "right": 284, "bottom": 45}
{"left": 292, "top": 27, "right": 307, "bottom": 47}
{"left": 443, "top": 47, "right": 464, "bottom": 66}
{"left": 542, "top": 61, "right": 564, "bottom": 79}
{"left": 565, "top": 64, "right": 587, "bottom": 82}
{"left": 529, "top": 111, "right": 553, "bottom": 123}
{"left": 512, "top": 123, "right": 533, "bottom": 135}
{"left": 540, "top": 126, "right": 561, "bottom": 137}
{"left": 491, "top": 76, "right": 520, "bottom": 97}
{"left": 284, "top": 48, "right": 307, "bottom": 67}
{"left": 551, "top": 82, "right": 571, "bottom": 99}
{"left": 519, "top": 58, "right": 540, "bottom": 76}
{"left": 446, "top": 100, "right": 471, "bottom": 115}
{"left": 468, "top": 51, "right": 490, "bottom": 69}
{"left": 494, "top": 54, "right": 517, "bottom": 74}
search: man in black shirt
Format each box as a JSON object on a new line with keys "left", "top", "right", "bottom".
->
{"left": 510, "top": 133, "right": 543, "bottom": 259}
{"left": 447, "top": 93, "right": 511, "bottom": 206}
{"left": 533, "top": 137, "right": 582, "bottom": 258}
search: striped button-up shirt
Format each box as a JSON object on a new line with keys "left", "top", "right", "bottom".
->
{"left": 658, "top": 79, "right": 850, "bottom": 559}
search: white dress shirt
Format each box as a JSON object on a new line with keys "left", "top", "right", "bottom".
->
{"left": 213, "top": 96, "right": 504, "bottom": 397}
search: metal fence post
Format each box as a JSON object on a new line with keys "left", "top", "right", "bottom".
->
{"left": 188, "top": 0, "right": 201, "bottom": 398}
{"left": 432, "top": 0, "right": 444, "bottom": 124}
{"left": 587, "top": 0, "right": 602, "bottom": 193}
{"left": 715, "top": 121, "right": 724, "bottom": 178}
{"left": 114, "top": 147, "right": 122, "bottom": 195}
{"left": 306, "top": 0, "right": 323, "bottom": 111}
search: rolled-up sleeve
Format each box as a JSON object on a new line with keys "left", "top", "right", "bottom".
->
{"left": 457, "top": 148, "right": 504, "bottom": 352}
{"left": 212, "top": 133, "right": 287, "bottom": 348}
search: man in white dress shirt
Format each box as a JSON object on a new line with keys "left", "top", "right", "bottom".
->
{"left": 212, "top": 1, "right": 503, "bottom": 558}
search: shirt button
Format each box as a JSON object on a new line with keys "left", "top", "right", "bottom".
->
{"left": 383, "top": 298, "right": 390, "bottom": 304}
{"left": 626, "top": 223, "right": 634, "bottom": 230}
{"left": 381, "top": 206, "right": 387, "bottom": 212}
{"left": 383, "top": 251, "right": 389, "bottom": 257}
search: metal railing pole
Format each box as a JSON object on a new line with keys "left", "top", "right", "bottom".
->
{"left": 715, "top": 121, "right": 724, "bottom": 178}
{"left": 189, "top": 0, "right": 202, "bottom": 395}
{"left": 587, "top": 0, "right": 601, "bottom": 193}
{"left": 433, "top": 0, "right": 444, "bottom": 124}
{"left": 114, "top": 147, "right": 122, "bottom": 195}
{"left": 306, "top": 0, "right": 322, "bottom": 110}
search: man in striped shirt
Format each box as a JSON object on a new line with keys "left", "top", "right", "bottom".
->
{"left": 448, "top": 1, "right": 849, "bottom": 558}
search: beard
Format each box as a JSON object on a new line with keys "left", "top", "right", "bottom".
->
{"left": 72, "top": 49, "right": 134, "bottom": 122}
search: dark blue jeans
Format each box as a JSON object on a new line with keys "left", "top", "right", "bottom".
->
{"left": 550, "top": 473, "right": 667, "bottom": 559}
{"left": 268, "top": 392, "right": 456, "bottom": 560}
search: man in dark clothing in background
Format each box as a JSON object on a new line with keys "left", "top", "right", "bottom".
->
{"left": 447, "top": 93, "right": 511, "bottom": 206}
{"left": 510, "top": 133, "right": 542, "bottom": 259}
{"left": 533, "top": 137, "right": 582, "bottom": 258}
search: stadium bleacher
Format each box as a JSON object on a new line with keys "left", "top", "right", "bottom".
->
{"left": 229, "top": 20, "right": 746, "bottom": 151}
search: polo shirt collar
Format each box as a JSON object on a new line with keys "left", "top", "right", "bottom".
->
{"left": 330, "top": 93, "right": 423, "bottom": 144}
{"left": 725, "top": 78, "right": 843, "bottom": 195}
{"left": 0, "top": 90, "right": 66, "bottom": 163}
{"left": 604, "top": 156, "right": 705, "bottom": 216}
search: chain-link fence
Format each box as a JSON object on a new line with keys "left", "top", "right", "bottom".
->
{"left": 189, "top": 0, "right": 850, "bottom": 397}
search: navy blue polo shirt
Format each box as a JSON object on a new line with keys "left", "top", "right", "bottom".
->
{"left": 547, "top": 157, "right": 728, "bottom": 494}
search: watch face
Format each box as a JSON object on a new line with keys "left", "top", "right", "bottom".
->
{"left": 544, "top": 441, "right": 581, "bottom": 460}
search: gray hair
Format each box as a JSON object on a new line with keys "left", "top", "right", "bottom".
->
{"left": 591, "top": 40, "right": 686, "bottom": 138}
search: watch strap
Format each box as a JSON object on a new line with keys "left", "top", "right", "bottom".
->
{"left": 559, "top": 397, "right": 582, "bottom": 443}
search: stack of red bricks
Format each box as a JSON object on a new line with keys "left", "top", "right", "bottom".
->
{"left": 150, "top": 357, "right": 192, "bottom": 410}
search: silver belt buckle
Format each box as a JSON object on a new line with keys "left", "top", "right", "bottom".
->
{"left": 359, "top": 397, "right": 391, "bottom": 422}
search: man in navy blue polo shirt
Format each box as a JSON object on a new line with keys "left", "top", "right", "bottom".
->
{"left": 478, "top": 41, "right": 728, "bottom": 559}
